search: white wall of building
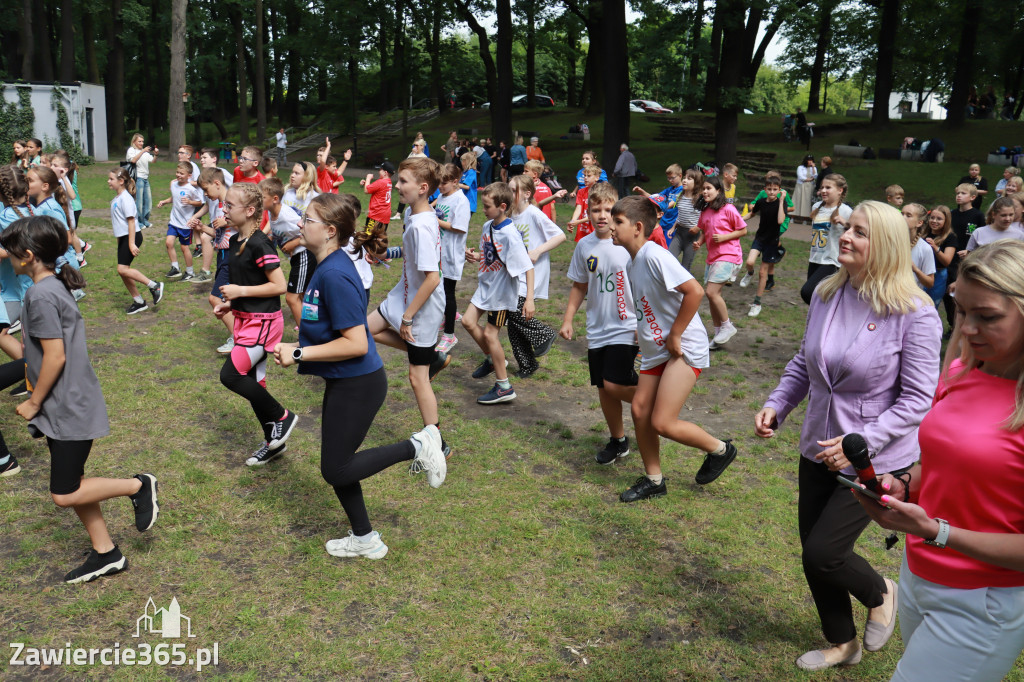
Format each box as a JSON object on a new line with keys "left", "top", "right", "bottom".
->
{"left": 1, "top": 82, "right": 109, "bottom": 161}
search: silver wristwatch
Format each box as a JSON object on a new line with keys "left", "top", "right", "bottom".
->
{"left": 292, "top": 347, "right": 304, "bottom": 362}
{"left": 924, "top": 518, "right": 950, "bottom": 548}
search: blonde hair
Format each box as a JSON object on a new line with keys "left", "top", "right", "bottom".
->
{"left": 885, "top": 184, "right": 905, "bottom": 198}
{"left": 666, "top": 163, "right": 683, "bottom": 176}
{"left": 509, "top": 174, "right": 535, "bottom": 212}
{"left": 130, "top": 133, "right": 144, "bottom": 147}
{"left": 904, "top": 202, "right": 927, "bottom": 243}
{"left": 227, "top": 183, "right": 263, "bottom": 253}
{"left": 986, "top": 197, "right": 1017, "bottom": 225}
{"left": 817, "top": 201, "right": 932, "bottom": 315}
{"left": 524, "top": 159, "right": 545, "bottom": 175}
{"left": 955, "top": 182, "right": 978, "bottom": 197}
{"left": 582, "top": 164, "right": 601, "bottom": 178}
{"left": 945, "top": 240, "right": 1024, "bottom": 430}
{"left": 968, "top": 163, "right": 981, "bottom": 172}
{"left": 927, "top": 205, "right": 953, "bottom": 245}
{"left": 461, "top": 153, "right": 477, "bottom": 170}
{"left": 292, "top": 162, "right": 318, "bottom": 200}
{"left": 588, "top": 181, "right": 619, "bottom": 207}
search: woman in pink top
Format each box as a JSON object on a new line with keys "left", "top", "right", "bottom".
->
{"left": 694, "top": 174, "right": 746, "bottom": 349}
{"left": 856, "top": 239, "right": 1024, "bottom": 682}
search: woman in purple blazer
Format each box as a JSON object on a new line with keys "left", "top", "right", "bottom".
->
{"left": 755, "top": 201, "right": 942, "bottom": 672}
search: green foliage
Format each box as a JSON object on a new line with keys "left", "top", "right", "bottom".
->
{"left": 0, "top": 85, "right": 35, "bottom": 163}
{"left": 749, "top": 65, "right": 799, "bottom": 114}
{"left": 48, "top": 85, "right": 93, "bottom": 164}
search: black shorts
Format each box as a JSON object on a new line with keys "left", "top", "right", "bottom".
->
{"left": 486, "top": 310, "right": 509, "bottom": 329}
{"left": 287, "top": 250, "right": 316, "bottom": 294}
{"left": 375, "top": 306, "right": 438, "bottom": 365}
{"left": 212, "top": 249, "right": 230, "bottom": 297}
{"left": 751, "top": 238, "right": 785, "bottom": 264}
{"left": 117, "top": 232, "right": 143, "bottom": 267}
{"left": 48, "top": 438, "right": 93, "bottom": 495}
{"left": 588, "top": 344, "right": 640, "bottom": 388}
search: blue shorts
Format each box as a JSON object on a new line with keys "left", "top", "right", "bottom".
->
{"left": 166, "top": 225, "right": 192, "bottom": 245}
{"left": 212, "top": 249, "right": 230, "bottom": 298}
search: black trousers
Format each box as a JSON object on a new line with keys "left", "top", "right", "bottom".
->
{"left": 507, "top": 295, "right": 556, "bottom": 374}
{"left": 802, "top": 263, "right": 839, "bottom": 305}
{"left": 798, "top": 455, "right": 886, "bottom": 644}
{"left": 443, "top": 277, "right": 458, "bottom": 335}
{"left": 320, "top": 368, "right": 415, "bottom": 536}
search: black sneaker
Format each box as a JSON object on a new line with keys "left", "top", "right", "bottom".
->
{"left": 764, "top": 277, "right": 775, "bottom": 292}
{"left": 166, "top": 267, "right": 182, "bottom": 279}
{"left": 130, "top": 474, "right": 159, "bottom": 532}
{"left": 0, "top": 455, "right": 20, "bottom": 477}
{"left": 620, "top": 475, "right": 667, "bottom": 502}
{"left": 64, "top": 546, "right": 127, "bottom": 583}
{"left": 126, "top": 301, "right": 148, "bottom": 315}
{"left": 150, "top": 282, "right": 165, "bottom": 305}
{"left": 695, "top": 439, "right": 738, "bottom": 485}
{"left": 264, "top": 410, "right": 297, "bottom": 450}
{"left": 471, "top": 357, "right": 507, "bottom": 379}
{"left": 428, "top": 351, "right": 452, "bottom": 381}
{"left": 9, "top": 381, "right": 28, "bottom": 397}
{"left": 595, "top": 436, "right": 629, "bottom": 465}
{"left": 533, "top": 334, "right": 556, "bottom": 358}
{"left": 246, "top": 441, "right": 287, "bottom": 466}
{"left": 514, "top": 366, "right": 537, "bottom": 379}
{"left": 181, "top": 271, "right": 195, "bottom": 282}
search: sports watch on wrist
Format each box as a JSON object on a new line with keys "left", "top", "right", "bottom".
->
{"left": 924, "top": 518, "right": 950, "bottom": 548}
{"left": 292, "top": 347, "right": 304, "bottom": 362}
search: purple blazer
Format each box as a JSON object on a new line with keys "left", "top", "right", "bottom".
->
{"left": 764, "top": 284, "right": 942, "bottom": 475}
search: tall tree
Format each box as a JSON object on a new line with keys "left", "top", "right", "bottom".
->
{"left": 106, "top": 0, "right": 126, "bottom": 148}
{"left": 232, "top": 3, "right": 249, "bottom": 143}
{"left": 686, "top": 0, "right": 704, "bottom": 110}
{"left": 869, "top": 0, "right": 899, "bottom": 127}
{"left": 601, "top": 0, "right": 628, "bottom": 169}
{"left": 21, "top": 0, "right": 34, "bottom": 79}
{"left": 495, "top": 0, "right": 514, "bottom": 143}
{"left": 169, "top": 0, "right": 188, "bottom": 153}
{"left": 806, "top": 1, "right": 836, "bottom": 112}
{"left": 255, "top": 0, "right": 267, "bottom": 142}
{"left": 523, "top": 0, "right": 538, "bottom": 107}
{"left": 944, "top": 0, "right": 981, "bottom": 127}
{"left": 452, "top": 0, "right": 498, "bottom": 131}
{"left": 59, "top": 0, "right": 75, "bottom": 82}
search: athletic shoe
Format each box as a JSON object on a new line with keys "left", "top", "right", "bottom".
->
{"left": 150, "top": 282, "right": 165, "bottom": 305}
{"left": 217, "top": 337, "right": 235, "bottom": 355}
{"left": 82, "top": 240, "right": 93, "bottom": 254}
{"left": 471, "top": 357, "right": 508, "bottom": 379}
{"left": 10, "top": 381, "right": 28, "bottom": 397}
{"left": 409, "top": 424, "right": 446, "bottom": 488}
{"left": 246, "top": 441, "right": 287, "bottom": 467}
{"left": 764, "top": 278, "right": 775, "bottom": 292}
{"left": 712, "top": 321, "right": 737, "bottom": 346}
{"left": 181, "top": 272, "right": 195, "bottom": 282}
{"left": 72, "top": 289, "right": 86, "bottom": 302}
{"left": 0, "top": 455, "right": 20, "bottom": 477}
{"left": 192, "top": 270, "right": 212, "bottom": 283}
{"left": 748, "top": 303, "right": 762, "bottom": 317}
{"left": 739, "top": 273, "right": 752, "bottom": 288}
{"left": 166, "top": 267, "right": 182, "bottom": 279}
{"left": 130, "top": 474, "right": 159, "bottom": 532}
{"left": 477, "top": 382, "right": 516, "bottom": 404}
{"left": 126, "top": 301, "right": 149, "bottom": 315}
{"left": 428, "top": 351, "right": 452, "bottom": 381}
{"left": 6, "top": 319, "right": 21, "bottom": 334}
{"left": 64, "top": 546, "right": 127, "bottom": 583}
{"left": 192, "top": 245, "right": 202, "bottom": 259}
{"left": 77, "top": 257, "right": 87, "bottom": 268}
{"left": 264, "top": 410, "right": 297, "bottom": 450}
{"left": 695, "top": 439, "right": 738, "bottom": 485}
{"left": 436, "top": 333, "right": 458, "bottom": 354}
{"left": 595, "top": 436, "right": 629, "bottom": 465}
{"left": 533, "top": 334, "right": 556, "bottom": 358}
{"left": 390, "top": 213, "right": 401, "bottom": 222}
{"left": 514, "top": 367, "right": 537, "bottom": 379}
{"left": 325, "top": 530, "right": 389, "bottom": 559}
{"left": 619, "top": 476, "right": 667, "bottom": 502}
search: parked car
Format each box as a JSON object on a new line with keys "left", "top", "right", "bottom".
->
{"left": 631, "top": 99, "right": 674, "bottom": 114}
{"left": 629, "top": 101, "right": 645, "bottom": 113}
{"left": 481, "top": 94, "right": 556, "bottom": 109}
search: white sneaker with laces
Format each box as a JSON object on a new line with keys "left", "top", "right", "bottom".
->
{"left": 409, "top": 424, "right": 446, "bottom": 488}
{"left": 217, "top": 337, "right": 235, "bottom": 355}
{"left": 739, "top": 273, "right": 752, "bottom": 288}
{"left": 748, "top": 303, "right": 762, "bottom": 317}
{"left": 325, "top": 530, "right": 389, "bottom": 559}
{"left": 713, "top": 321, "right": 737, "bottom": 345}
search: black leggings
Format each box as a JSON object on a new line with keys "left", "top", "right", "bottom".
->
{"left": 802, "top": 262, "right": 839, "bottom": 305}
{"left": 443, "top": 277, "right": 458, "bottom": 335}
{"left": 321, "top": 368, "right": 415, "bottom": 536}
{"left": 0, "top": 359, "right": 23, "bottom": 458}
{"left": 220, "top": 353, "right": 285, "bottom": 427}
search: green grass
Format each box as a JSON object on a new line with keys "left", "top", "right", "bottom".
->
{"left": 3, "top": 161, "right": 1023, "bottom": 680}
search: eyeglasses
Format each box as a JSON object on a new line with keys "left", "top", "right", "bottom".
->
{"left": 240, "top": 157, "right": 255, "bottom": 163}
{"left": 301, "top": 216, "right": 326, "bottom": 226}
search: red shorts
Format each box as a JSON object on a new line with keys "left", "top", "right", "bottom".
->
{"left": 640, "top": 361, "right": 702, "bottom": 379}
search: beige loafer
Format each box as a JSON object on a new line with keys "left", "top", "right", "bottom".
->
{"left": 796, "top": 645, "right": 862, "bottom": 671}
{"left": 864, "top": 577, "right": 899, "bottom": 652}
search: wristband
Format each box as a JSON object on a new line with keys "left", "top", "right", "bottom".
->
{"left": 924, "top": 518, "right": 950, "bottom": 548}
{"left": 401, "top": 318, "right": 414, "bottom": 327}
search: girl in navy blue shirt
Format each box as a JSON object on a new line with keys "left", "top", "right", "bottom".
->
{"left": 273, "top": 193, "right": 447, "bottom": 560}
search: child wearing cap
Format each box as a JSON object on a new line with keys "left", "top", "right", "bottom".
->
{"left": 361, "top": 162, "right": 395, "bottom": 236}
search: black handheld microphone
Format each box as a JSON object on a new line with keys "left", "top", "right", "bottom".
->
{"left": 842, "top": 433, "right": 878, "bottom": 492}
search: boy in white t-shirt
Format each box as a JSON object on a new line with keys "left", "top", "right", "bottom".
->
{"left": 435, "top": 163, "right": 472, "bottom": 353}
{"left": 462, "top": 183, "right": 535, "bottom": 405}
{"left": 260, "top": 177, "right": 312, "bottom": 334}
{"left": 156, "top": 162, "right": 205, "bottom": 281}
{"left": 560, "top": 182, "right": 641, "bottom": 464}
{"left": 610, "top": 196, "right": 738, "bottom": 502}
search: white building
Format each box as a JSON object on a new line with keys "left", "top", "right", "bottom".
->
{"left": 865, "top": 92, "right": 948, "bottom": 120}
{"left": 1, "top": 82, "right": 109, "bottom": 161}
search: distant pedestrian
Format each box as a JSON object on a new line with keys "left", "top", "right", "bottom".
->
{"left": 613, "top": 144, "right": 637, "bottom": 198}
{"left": 276, "top": 128, "right": 288, "bottom": 166}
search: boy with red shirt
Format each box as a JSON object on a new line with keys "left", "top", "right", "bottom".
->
{"left": 568, "top": 165, "right": 601, "bottom": 242}
{"left": 316, "top": 137, "right": 351, "bottom": 194}
{"left": 233, "top": 146, "right": 266, "bottom": 185}
{"left": 361, "top": 161, "right": 395, "bottom": 234}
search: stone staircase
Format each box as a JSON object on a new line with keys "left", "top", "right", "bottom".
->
{"left": 654, "top": 119, "right": 714, "bottom": 143}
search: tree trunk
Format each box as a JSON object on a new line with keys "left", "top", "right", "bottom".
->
{"left": 348, "top": 36, "right": 360, "bottom": 150}
{"left": 105, "top": 0, "right": 125, "bottom": 149}
{"left": 391, "top": 0, "right": 404, "bottom": 111}
{"left": 270, "top": 0, "right": 283, "bottom": 125}
{"left": 713, "top": 0, "right": 745, "bottom": 165}
{"left": 525, "top": 0, "right": 536, "bottom": 107}
{"left": 944, "top": 0, "right": 981, "bottom": 128}
{"left": 870, "top": 0, "right": 899, "bottom": 127}
{"left": 59, "top": 0, "right": 75, "bottom": 82}
{"left": 452, "top": 0, "right": 498, "bottom": 126}
{"left": 168, "top": 0, "right": 187, "bottom": 153}
{"left": 254, "top": 0, "right": 267, "bottom": 142}
{"left": 378, "top": 24, "right": 389, "bottom": 113}
{"left": 142, "top": 3, "right": 155, "bottom": 141}
{"left": 82, "top": 9, "right": 99, "bottom": 82}
{"left": 686, "top": 0, "right": 704, "bottom": 110}
{"left": 703, "top": 4, "right": 722, "bottom": 110}
{"left": 284, "top": 2, "right": 301, "bottom": 125}
{"left": 20, "top": 0, "right": 34, "bottom": 80}
{"left": 152, "top": 0, "right": 168, "bottom": 132}
{"left": 807, "top": 2, "right": 834, "bottom": 113}
{"left": 494, "top": 0, "right": 514, "bottom": 142}
{"left": 34, "top": 0, "right": 54, "bottom": 81}
{"left": 431, "top": 5, "right": 445, "bottom": 116}
{"left": 232, "top": 5, "right": 249, "bottom": 143}
{"left": 601, "top": 0, "right": 629, "bottom": 172}
{"left": 566, "top": 29, "right": 578, "bottom": 109}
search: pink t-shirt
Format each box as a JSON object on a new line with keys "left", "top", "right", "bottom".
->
{"left": 698, "top": 203, "right": 745, "bottom": 265}
{"left": 907, "top": 360, "right": 1024, "bottom": 589}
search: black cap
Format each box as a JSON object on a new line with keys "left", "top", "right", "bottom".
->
{"left": 376, "top": 161, "right": 396, "bottom": 175}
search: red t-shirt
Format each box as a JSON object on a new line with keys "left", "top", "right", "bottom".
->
{"left": 366, "top": 177, "right": 393, "bottom": 223}
{"left": 648, "top": 225, "right": 668, "bottom": 249}
{"left": 316, "top": 167, "right": 341, "bottom": 194}
{"left": 534, "top": 180, "right": 554, "bottom": 222}
{"left": 574, "top": 186, "right": 593, "bottom": 242}
{"left": 233, "top": 167, "right": 265, "bottom": 185}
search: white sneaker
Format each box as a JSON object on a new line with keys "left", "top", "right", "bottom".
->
{"left": 739, "top": 273, "right": 752, "bottom": 288}
{"left": 748, "top": 303, "right": 762, "bottom": 317}
{"left": 325, "top": 530, "right": 389, "bottom": 559}
{"left": 436, "top": 333, "right": 458, "bottom": 354}
{"left": 217, "top": 337, "right": 235, "bottom": 355}
{"left": 390, "top": 213, "right": 401, "bottom": 222}
{"left": 409, "top": 424, "right": 446, "bottom": 488}
{"left": 713, "top": 321, "right": 737, "bottom": 345}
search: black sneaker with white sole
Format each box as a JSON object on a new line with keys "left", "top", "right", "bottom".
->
{"left": 6, "top": 319, "right": 21, "bottom": 334}
{"left": 0, "top": 455, "right": 20, "bottom": 477}
{"left": 595, "top": 436, "right": 629, "bottom": 465}
{"left": 694, "top": 439, "right": 738, "bottom": 485}
{"left": 126, "top": 301, "right": 149, "bottom": 315}
{"left": 9, "top": 381, "right": 28, "bottom": 397}
{"left": 246, "top": 442, "right": 287, "bottom": 466}
{"left": 64, "top": 546, "right": 127, "bottom": 583}
{"left": 264, "top": 410, "right": 297, "bottom": 450}
{"left": 619, "top": 475, "right": 667, "bottom": 502}
{"left": 150, "top": 282, "right": 165, "bottom": 305}
{"left": 166, "top": 267, "right": 182, "bottom": 279}
{"left": 130, "top": 474, "right": 159, "bottom": 532}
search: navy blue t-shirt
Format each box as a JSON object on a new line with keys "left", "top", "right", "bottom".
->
{"left": 297, "top": 249, "right": 383, "bottom": 379}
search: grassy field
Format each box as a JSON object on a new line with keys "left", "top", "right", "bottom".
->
{"left": 2, "top": 159, "right": 1022, "bottom": 680}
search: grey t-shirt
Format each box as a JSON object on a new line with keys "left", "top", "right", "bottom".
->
{"left": 23, "top": 276, "right": 110, "bottom": 441}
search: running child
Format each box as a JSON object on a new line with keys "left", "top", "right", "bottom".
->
{"left": 567, "top": 165, "right": 600, "bottom": 241}
{"left": 963, "top": 197, "right": 1024, "bottom": 255}
{"left": 740, "top": 173, "right": 788, "bottom": 317}
{"left": 560, "top": 182, "right": 640, "bottom": 464}
{"left": 193, "top": 167, "right": 235, "bottom": 353}
{"left": 507, "top": 174, "right": 566, "bottom": 377}
{"left": 459, "top": 152, "right": 478, "bottom": 213}
{"left": 51, "top": 151, "right": 89, "bottom": 265}
{"left": 801, "top": 174, "right": 852, "bottom": 304}
{"left": 214, "top": 182, "right": 296, "bottom": 465}
{"left": 361, "top": 161, "right": 394, "bottom": 236}
{"left": 901, "top": 203, "right": 937, "bottom": 290}
{"left": 27, "top": 165, "right": 85, "bottom": 300}
{"left": 260, "top": 177, "right": 312, "bottom": 332}
{"left": 740, "top": 168, "right": 792, "bottom": 292}
{"left": 435, "top": 163, "right": 471, "bottom": 353}
{"left": 633, "top": 164, "right": 686, "bottom": 240}
{"left": 282, "top": 161, "right": 319, "bottom": 218}
{"left": 156, "top": 161, "right": 205, "bottom": 281}
{"left": 187, "top": 148, "right": 234, "bottom": 282}
{"left": 524, "top": 159, "right": 566, "bottom": 222}
{"left": 316, "top": 138, "right": 351, "bottom": 194}
{"left": 2, "top": 215, "right": 159, "bottom": 582}
{"left": 272, "top": 193, "right": 446, "bottom": 560}
{"left": 721, "top": 163, "right": 739, "bottom": 207}
{"left": 366, "top": 157, "right": 451, "bottom": 447}
{"left": 108, "top": 168, "right": 164, "bottom": 314}
{"left": 609, "top": 195, "right": 737, "bottom": 502}
{"left": 463, "top": 183, "right": 535, "bottom": 404}
{"left": 694, "top": 174, "right": 747, "bottom": 348}
{"left": 666, "top": 168, "right": 704, "bottom": 272}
